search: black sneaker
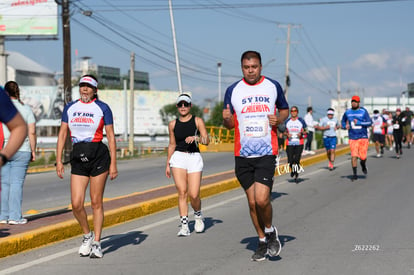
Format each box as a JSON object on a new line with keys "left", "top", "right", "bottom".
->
{"left": 361, "top": 163, "right": 367, "bottom": 175}
{"left": 266, "top": 227, "right": 282, "bottom": 257}
{"left": 352, "top": 175, "right": 358, "bottom": 181}
{"left": 251, "top": 241, "right": 267, "bottom": 262}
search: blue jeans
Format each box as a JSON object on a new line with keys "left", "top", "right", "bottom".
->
{"left": 0, "top": 151, "right": 31, "bottom": 221}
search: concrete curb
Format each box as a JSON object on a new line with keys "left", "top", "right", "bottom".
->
{"left": 0, "top": 146, "right": 350, "bottom": 258}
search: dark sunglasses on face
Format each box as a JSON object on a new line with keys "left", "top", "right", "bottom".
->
{"left": 177, "top": 101, "right": 191, "bottom": 108}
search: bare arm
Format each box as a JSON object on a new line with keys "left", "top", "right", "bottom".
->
{"left": 277, "top": 109, "right": 289, "bottom": 126}
{"left": 0, "top": 113, "right": 27, "bottom": 166}
{"left": 165, "top": 120, "right": 176, "bottom": 178}
{"left": 196, "top": 117, "right": 210, "bottom": 145}
{"left": 222, "top": 104, "right": 235, "bottom": 130}
{"left": 105, "top": 124, "right": 118, "bottom": 180}
{"left": 55, "top": 122, "right": 68, "bottom": 179}
{"left": 28, "top": 122, "right": 37, "bottom": 161}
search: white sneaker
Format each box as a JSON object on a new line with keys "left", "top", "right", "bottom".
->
{"left": 78, "top": 231, "right": 94, "bottom": 256}
{"left": 90, "top": 241, "right": 103, "bottom": 258}
{"left": 308, "top": 150, "right": 316, "bottom": 155}
{"left": 301, "top": 150, "right": 308, "bottom": 156}
{"left": 376, "top": 153, "right": 381, "bottom": 158}
{"left": 0, "top": 220, "right": 8, "bottom": 224}
{"left": 8, "top": 218, "right": 27, "bottom": 225}
{"left": 177, "top": 223, "right": 190, "bottom": 237}
{"left": 194, "top": 215, "right": 205, "bottom": 233}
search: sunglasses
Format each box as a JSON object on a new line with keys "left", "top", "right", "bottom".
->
{"left": 291, "top": 110, "right": 298, "bottom": 113}
{"left": 177, "top": 101, "right": 191, "bottom": 107}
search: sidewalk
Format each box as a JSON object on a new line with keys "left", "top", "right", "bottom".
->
{"left": 0, "top": 146, "right": 350, "bottom": 258}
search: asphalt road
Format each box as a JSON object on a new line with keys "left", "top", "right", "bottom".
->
{"left": 1, "top": 146, "right": 413, "bottom": 274}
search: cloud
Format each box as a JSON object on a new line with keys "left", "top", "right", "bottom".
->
{"left": 351, "top": 52, "right": 390, "bottom": 70}
{"left": 305, "top": 67, "right": 333, "bottom": 82}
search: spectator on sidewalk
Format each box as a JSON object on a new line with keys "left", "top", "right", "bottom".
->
{"left": 0, "top": 81, "right": 36, "bottom": 225}
{"left": 303, "top": 106, "right": 316, "bottom": 155}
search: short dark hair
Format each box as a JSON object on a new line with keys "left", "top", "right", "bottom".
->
{"left": 307, "top": 106, "right": 313, "bottom": 113}
{"left": 373, "top": 109, "right": 379, "bottom": 114}
{"left": 241, "top": 51, "right": 262, "bottom": 65}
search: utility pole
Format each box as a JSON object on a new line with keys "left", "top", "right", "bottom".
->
{"left": 278, "top": 24, "right": 300, "bottom": 100}
{"left": 62, "top": 0, "right": 72, "bottom": 162}
{"left": 128, "top": 52, "right": 135, "bottom": 155}
{"left": 0, "top": 36, "right": 7, "bottom": 84}
{"left": 337, "top": 66, "right": 342, "bottom": 144}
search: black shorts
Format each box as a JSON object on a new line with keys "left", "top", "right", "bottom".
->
{"left": 71, "top": 142, "right": 110, "bottom": 177}
{"left": 372, "top": 133, "right": 385, "bottom": 144}
{"left": 235, "top": 155, "right": 276, "bottom": 191}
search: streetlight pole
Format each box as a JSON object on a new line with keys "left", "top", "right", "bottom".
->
{"left": 168, "top": 0, "right": 183, "bottom": 93}
{"left": 217, "top": 62, "right": 222, "bottom": 103}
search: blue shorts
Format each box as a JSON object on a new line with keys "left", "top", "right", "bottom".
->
{"left": 323, "top": 136, "right": 337, "bottom": 150}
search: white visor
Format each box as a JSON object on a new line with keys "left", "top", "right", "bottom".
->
{"left": 176, "top": 95, "right": 191, "bottom": 104}
{"left": 79, "top": 76, "right": 98, "bottom": 88}
{"left": 327, "top": 110, "right": 334, "bottom": 115}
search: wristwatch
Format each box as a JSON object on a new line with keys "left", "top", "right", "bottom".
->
{"left": 0, "top": 153, "right": 8, "bottom": 165}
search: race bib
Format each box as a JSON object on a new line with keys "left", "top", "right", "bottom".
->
{"left": 373, "top": 125, "right": 382, "bottom": 134}
{"left": 327, "top": 121, "right": 336, "bottom": 129}
{"left": 351, "top": 121, "right": 362, "bottom": 129}
{"left": 243, "top": 119, "right": 268, "bottom": 138}
{"left": 393, "top": 124, "right": 400, "bottom": 129}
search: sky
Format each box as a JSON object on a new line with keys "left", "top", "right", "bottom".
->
{"left": 4, "top": 0, "right": 414, "bottom": 118}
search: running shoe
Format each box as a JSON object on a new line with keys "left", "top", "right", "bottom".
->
{"left": 8, "top": 218, "right": 27, "bottom": 225}
{"left": 308, "top": 150, "right": 316, "bottom": 155}
{"left": 0, "top": 220, "right": 8, "bottom": 224}
{"left": 177, "top": 223, "right": 190, "bottom": 237}
{"left": 251, "top": 241, "right": 267, "bottom": 262}
{"left": 78, "top": 231, "right": 94, "bottom": 256}
{"left": 351, "top": 175, "right": 358, "bottom": 181}
{"left": 90, "top": 241, "right": 103, "bottom": 258}
{"left": 266, "top": 227, "right": 282, "bottom": 257}
{"left": 361, "top": 162, "right": 367, "bottom": 175}
{"left": 376, "top": 153, "right": 381, "bottom": 158}
{"left": 328, "top": 161, "right": 334, "bottom": 171}
{"left": 194, "top": 215, "right": 205, "bottom": 233}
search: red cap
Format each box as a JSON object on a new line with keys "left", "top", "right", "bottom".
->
{"left": 351, "top": 95, "right": 360, "bottom": 102}
{"left": 396, "top": 108, "right": 401, "bottom": 112}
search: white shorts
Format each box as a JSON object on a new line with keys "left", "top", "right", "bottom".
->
{"left": 169, "top": 151, "right": 204, "bottom": 173}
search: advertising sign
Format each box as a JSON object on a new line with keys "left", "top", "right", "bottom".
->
{"left": 0, "top": 0, "right": 58, "bottom": 36}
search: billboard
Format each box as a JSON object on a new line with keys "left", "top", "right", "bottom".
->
{"left": 0, "top": 0, "right": 58, "bottom": 36}
{"left": 71, "top": 89, "right": 180, "bottom": 136}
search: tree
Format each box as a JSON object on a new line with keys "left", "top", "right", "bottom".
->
{"left": 159, "top": 103, "right": 204, "bottom": 126}
{"left": 207, "top": 101, "right": 224, "bottom": 126}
